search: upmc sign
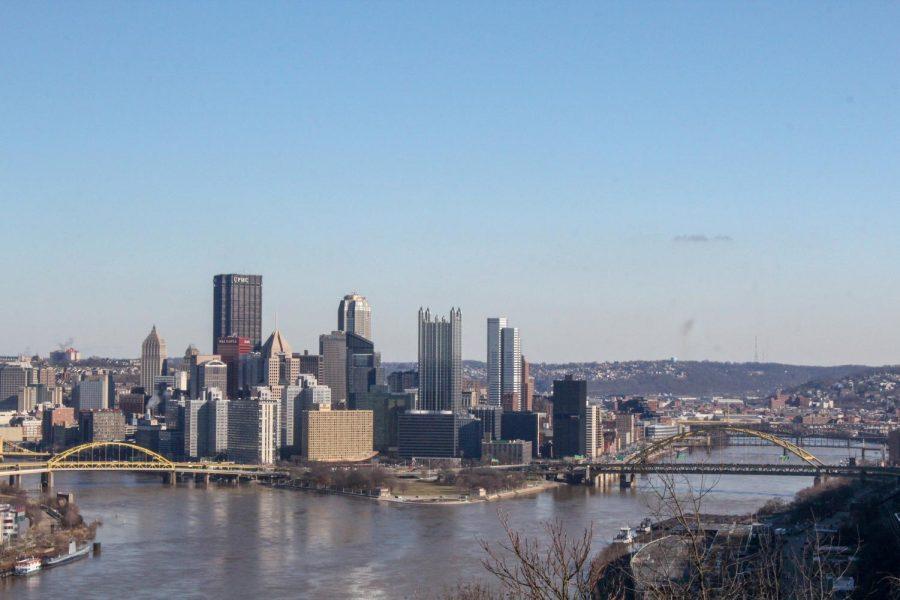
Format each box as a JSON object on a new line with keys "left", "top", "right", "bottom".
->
{"left": 232, "top": 276, "right": 250, "bottom": 284}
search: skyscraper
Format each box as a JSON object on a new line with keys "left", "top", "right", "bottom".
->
{"left": 140, "top": 325, "right": 167, "bottom": 395}
{"left": 417, "top": 308, "right": 462, "bottom": 412}
{"left": 217, "top": 335, "right": 251, "bottom": 398}
{"left": 486, "top": 318, "right": 521, "bottom": 409}
{"left": 213, "top": 274, "right": 263, "bottom": 352}
{"left": 338, "top": 293, "right": 372, "bottom": 341}
{"left": 486, "top": 317, "right": 507, "bottom": 407}
{"left": 501, "top": 326, "right": 521, "bottom": 408}
{"left": 552, "top": 375, "right": 587, "bottom": 458}
{"left": 346, "top": 332, "right": 382, "bottom": 409}
{"left": 319, "top": 331, "right": 347, "bottom": 406}
{"left": 521, "top": 356, "right": 534, "bottom": 412}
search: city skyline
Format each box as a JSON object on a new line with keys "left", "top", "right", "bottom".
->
{"left": 3, "top": 4, "right": 900, "bottom": 365}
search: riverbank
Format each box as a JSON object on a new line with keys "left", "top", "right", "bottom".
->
{"left": 272, "top": 477, "right": 562, "bottom": 505}
{"left": 0, "top": 486, "right": 99, "bottom": 579}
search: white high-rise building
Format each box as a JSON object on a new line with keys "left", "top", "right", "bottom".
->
{"left": 228, "top": 396, "right": 280, "bottom": 464}
{"left": 338, "top": 293, "right": 372, "bottom": 341}
{"left": 487, "top": 318, "right": 522, "bottom": 409}
{"left": 585, "top": 404, "right": 603, "bottom": 459}
{"left": 501, "top": 326, "right": 521, "bottom": 406}
{"left": 140, "top": 326, "right": 167, "bottom": 395}
{"left": 486, "top": 317, "right": 507, "bottom": 407}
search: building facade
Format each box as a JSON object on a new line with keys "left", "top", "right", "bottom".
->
{"left": 299, "top": 409, "right": 374, "bottom": 462}
{"left": 338, "top": 293, "right": 372, "bottom": 341}
{"left": 417, "top": 308, "right": 461, "bottom": 412}
{"left": 227, "top": 396, "right": 279, "bottom": 464}
{"left": 319, "top": 331, "right": 347, "bottom": 406}
{"left": 213, "top": 274, "right": 263, "bottom": 352}
{"left": 552, "top": 376, "right": 587, "bottom": 458}
{"left": 140, "top": 325, "right": 167, "bottom": 395}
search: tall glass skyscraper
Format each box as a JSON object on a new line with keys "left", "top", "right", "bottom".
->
{"left": 486, "top": 317, "right": 521, "bottom": 409}
{"left": 213, "top": 274, "right": 263, "bottom": 352}
{"left": 417, "top": 307, "right": 461, "bottom": 412}
{"left": 338, "top": 293, "right": 372, "bottom": 341}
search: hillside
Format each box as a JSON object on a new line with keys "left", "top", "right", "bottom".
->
{"left": 383, "top": 360, "right": 877, "bottom": 397}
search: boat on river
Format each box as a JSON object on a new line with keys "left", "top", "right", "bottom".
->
{"left": 44, "top": 540, "right": 91, "bottom": 568}
{"left": 14, "top": 557, "right": 42, "bottom": 575}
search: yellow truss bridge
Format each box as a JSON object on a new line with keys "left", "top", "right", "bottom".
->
{"left": 1, "top": 441, "right": 285, "bottom": 490}
{"left": 626, "top": 426, "right": 825, "bottom": 467}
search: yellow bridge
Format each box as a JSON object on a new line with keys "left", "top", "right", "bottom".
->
{"left": 0, "top": 441, "right": 286, "bottom": 490}
{"left": 625, "top": 425, "right": 825, "bottom": 467}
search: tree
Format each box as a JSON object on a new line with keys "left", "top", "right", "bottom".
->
{"left": 477, "top": 511, "right": 600, "bottom": 600}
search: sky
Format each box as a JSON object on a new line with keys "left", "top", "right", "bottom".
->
{"left": 1, "top": 2, "right": 899, "bottom": 365}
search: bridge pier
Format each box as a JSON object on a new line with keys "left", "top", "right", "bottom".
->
{"left": 162, "top": 471, "right": 176, "bottom": 486}
{"left": 7, "top": 474, "right": 21, "bottom": 488}
{"left": 197, "top": 473, "right": 210, "bottom": 487}
{"left": 41, "top": 471, "right": 53, "bottom": 492}
{"left": 619, "top": 471, "right": 635, "bottom": 489}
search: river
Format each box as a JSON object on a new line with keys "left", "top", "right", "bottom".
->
{"left": 1, "top": 444, "right": 870, "bottom": 599}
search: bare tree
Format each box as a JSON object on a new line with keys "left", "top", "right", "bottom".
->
{"left": 478, "top": 511, "right": 601, "bottom": 600}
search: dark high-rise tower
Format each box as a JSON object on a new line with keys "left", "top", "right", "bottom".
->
{"left": 552, "top": 375, "right": 586, "bottom": 458}
{"left": 213, "top": 274, "right": 263, "bottom": 352}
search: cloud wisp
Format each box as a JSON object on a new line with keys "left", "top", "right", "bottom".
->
{"left": 672, "top": 234, "right": 733, "bottom": 243}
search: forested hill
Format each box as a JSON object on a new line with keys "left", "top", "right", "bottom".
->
{"left": 383, "top": 360, "right": 878, "bottom": 397}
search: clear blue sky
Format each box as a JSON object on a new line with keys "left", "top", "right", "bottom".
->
{"left": 2, "top": 2, "right": 898, "bottom": 364}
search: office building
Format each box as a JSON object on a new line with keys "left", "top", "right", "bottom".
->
{"left": 501, "top": 411, "right": 541, "bottom": 457}
{"left": 585, "top": 404, "right": 603, "bottom": 459}
{"left": 78, "top": 409, "right": 126, "bottom": 443}
{"left": 552, "top": 376, "right": 587, "bottom": 458}
{"left": 262, "top": 329, "right": 299, "bottom": 387}
{"left": 482, "top": 439, "right": 532, "bottom": 465}
{"left": 0, "top": 362, "right": 31, "bottom": 411}
{"left": 41, "top": 407, "right": 76, "bottom": 450}
{"left": 319, "top": 331, "right": 347, "bottom": 406}
{"left": 645, "top": 424, "right": 680, "bottom": 440}
{"left": 387, "top": 370, "right": 418, "bottom": 393}
{"left": 208, "top": 395, "right": 229, "bottom": 457}
{"left": 296, "top": 350, "right": 324, "bottom": 382}
{"left": 486, "top": 317, "right": 506, "bottom": 407}
{"left": 74, "top": 374, "right": 109, "bottom": 412}
{"left": 473, "top": 404, "right": 503, "bottom": 441}
{"left": 521, "top": 357, "right": 534, "bottom": 412}
{"left": 417, "top": 308, "right": 461, "bottom": 412}
{"left": 885, "top": 427, "right": 898, "bottom": 466}
{"left": 397, "top": 411, "right": 458, "bottom": 459}
{"left": 228, "top": 396, "right": 279, "bottom": 464}
{"left": 217, "top": 335, "right": 251, "bottom": 398}
{"left": 346, "top": 332, "right": 382, "bottom": 409}
{"left": 184, "top": 389, "right": 229, "bottom": 459}
{"left": 486, "top": 318, "right": 521, "bottom": 410}
{"left": 299, "top": 409, "right": 374, "bottom": 462}
{"left": 118, "top": 392, "right": 146, "bottom": 418}
{"left": 356, "top": 387, "right": 415, "bottom": 453}
{"left": 213, "top": 274, "right": 263, "bottom": 352}
{"left": 338, "top": 293, "right": 372, "bottom": 340}
{"left": 184, "top": 397, "right": 211, "bottom": 459}
{"left": 140, "top": 325, "right": 167, "bottom": 395}
{"left": 461, "top": 388, "right": 479, "bottom": 409}
{"left": 196, "top": 359, "right": 228, "bottom": 397}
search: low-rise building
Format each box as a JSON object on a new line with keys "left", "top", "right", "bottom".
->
{"left": 482, "top": 439, "right": 532, "bottom": 465}
{"left": 299, "top": 409, "right": 373, "bottom": 462}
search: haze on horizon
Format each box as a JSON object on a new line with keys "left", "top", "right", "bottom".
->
{"left": 2, "top": 4, "right": 898, "bottom": 366}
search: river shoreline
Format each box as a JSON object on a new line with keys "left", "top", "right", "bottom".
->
{"left": 271, "top": 478, "right": 562, "bottom": 505}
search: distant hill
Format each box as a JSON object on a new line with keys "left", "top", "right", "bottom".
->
{"left": 383, "top": 360, "right": 877, "bottom": 398}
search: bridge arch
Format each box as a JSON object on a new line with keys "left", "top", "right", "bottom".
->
{"left": 48, "top": 441, "right": 175, "bottom": 470}
{"left": 627, "top": 426, "right": 824, "bottom": 467}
